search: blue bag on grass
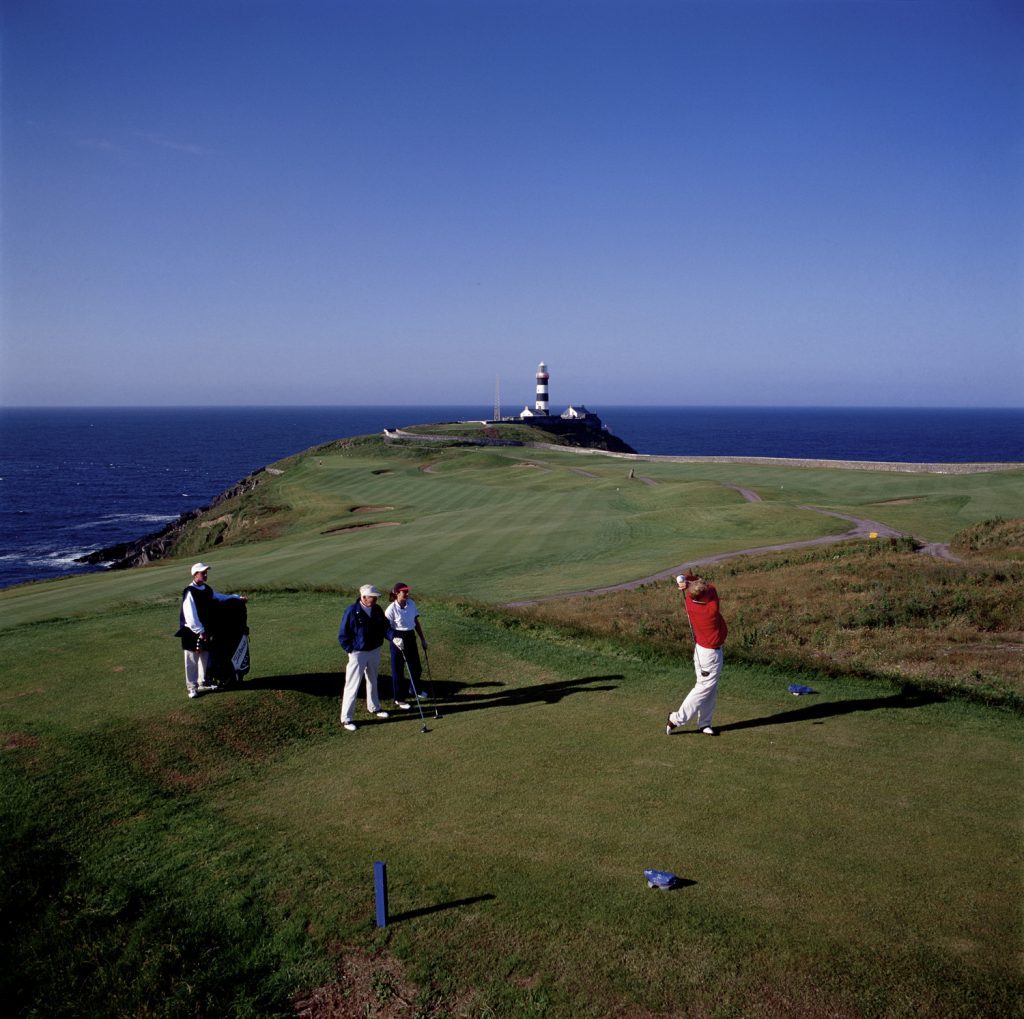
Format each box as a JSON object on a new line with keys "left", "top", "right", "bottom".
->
{"left": 644, "top": 868, "right": 679, "bottom": 889}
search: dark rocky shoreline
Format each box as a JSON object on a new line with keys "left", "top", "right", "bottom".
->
{"left": 75, "top": 467, "right": 269, "bottom": 571}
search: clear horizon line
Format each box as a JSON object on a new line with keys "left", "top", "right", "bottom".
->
{"left": 2, "top": 403, "right": 1022, "bottom": 413}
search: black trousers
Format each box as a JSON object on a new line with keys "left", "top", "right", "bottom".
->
{"left": 389, "top": 631, "right": 422, "bottom": 698}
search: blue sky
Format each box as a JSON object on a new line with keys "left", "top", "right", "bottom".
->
{"left": 2, "top": 0, "right": 1021, "bottom": 408}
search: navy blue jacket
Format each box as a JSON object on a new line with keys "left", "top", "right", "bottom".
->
{"left": 338, "top": 600, "right": 394, "bottom": 653}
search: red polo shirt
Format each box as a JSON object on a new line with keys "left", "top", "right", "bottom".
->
{"left": 685, "top": 586, "right": 728, "bottom": 648}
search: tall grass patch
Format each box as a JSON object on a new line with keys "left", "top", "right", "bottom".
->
{"left": 513, "top": 537, "right": 1024, "bottom": 707}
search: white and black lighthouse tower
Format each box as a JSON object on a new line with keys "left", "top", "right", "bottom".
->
{"left": 534, "top": 362, "right": 550, "bottom": 415}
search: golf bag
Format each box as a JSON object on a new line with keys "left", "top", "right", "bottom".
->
{"left": 205, "top": 598, "right": 251, "bottom": 688}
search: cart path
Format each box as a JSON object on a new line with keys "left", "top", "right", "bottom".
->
{"left": 504, "top": 503, "right": 960, "bottom": 607}
{"left": 725, "top": 484, "right": 762, "bottom": 502}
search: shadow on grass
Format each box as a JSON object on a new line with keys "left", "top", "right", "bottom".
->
{"left": 388, "top": 893, "right": 496, "bottom": 925}
{"left": 229, "top": 674, "right": 620, "bottom": 717}
{"left": 669, "top": 878, "right": 698, "bottom": 891}
{"left": 419, "top": 675, "right": 622, "bottom": 715}
{"left": 716, "top": 688, "right": 945, "bottom": 733}
{"left": 238, "top": 672, "right": 342, "bottom": 696}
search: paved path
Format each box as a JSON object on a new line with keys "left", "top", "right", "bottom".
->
{"left": 724, "top": 484, "right": 762, "bottom": 502}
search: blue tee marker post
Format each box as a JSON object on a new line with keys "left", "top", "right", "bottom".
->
{"left": 374, "top": 860, "right": 389, "bottom": 928}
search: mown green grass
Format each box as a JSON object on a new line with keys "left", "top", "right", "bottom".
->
{"left": 3, "top": 593, "right": 1021, "bottom": 1016}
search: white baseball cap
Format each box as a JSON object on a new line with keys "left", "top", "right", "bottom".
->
{"left": 359, "top": 584, "right": 381, "bottom": 598}
{"left": 191, "top": 562, "right": 211, "bottom": 575}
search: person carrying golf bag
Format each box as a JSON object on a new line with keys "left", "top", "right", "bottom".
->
{"left": 384, "top": 582, "right": 429, "bottom": 709}
{"left": 666, "top": 573, "right": 728, "bottom": 736}
{"left": 176, "top": 562, "right": 249, "bottom": 700}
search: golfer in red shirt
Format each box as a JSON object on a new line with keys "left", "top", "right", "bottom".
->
{"left": 666, "top": 574, "right": 728, "bottom": 736}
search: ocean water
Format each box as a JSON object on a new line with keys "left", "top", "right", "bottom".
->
{"left": 1, "top": 405, "right": 1021, "bottom": 590}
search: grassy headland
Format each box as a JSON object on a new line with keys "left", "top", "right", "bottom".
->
{"left": 2, "top": 431, "right": 1022, "bottom": 1016}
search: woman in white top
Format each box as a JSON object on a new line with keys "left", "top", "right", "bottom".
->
{"left": 384, "top": 582, "right": 428, "bottom": 708}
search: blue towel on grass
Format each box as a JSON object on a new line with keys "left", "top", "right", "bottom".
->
{"left": 644, "top": 868, "right": 679, "bottom": 889}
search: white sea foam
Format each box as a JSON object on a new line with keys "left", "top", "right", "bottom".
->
{"left": 27, "top": 550, "right": 97, "bottom": 569}
{"left": 74, "top": 513, "right": 177, "bottom": 530}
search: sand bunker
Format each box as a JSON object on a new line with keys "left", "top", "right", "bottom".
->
{"left": 349, "top": 505, "right": 394, "bottom": 513}
{"left": 321, "top": 522, "right": 401, "bottom": 535}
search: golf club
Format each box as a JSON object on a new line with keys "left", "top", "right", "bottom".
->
{"left": 677, "top": 574, "right": 697, "bottom": 646}
{"left": 395, "top": 641, "right": 430, "bottom": 733}
{"left": 421, "top": 645, "right": 442, "bottom": 719}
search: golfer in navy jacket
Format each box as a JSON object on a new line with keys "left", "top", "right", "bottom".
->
{"left": 338, "top": 584, "right": 396, "bottom": 731}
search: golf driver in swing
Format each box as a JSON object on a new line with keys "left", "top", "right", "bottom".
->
{"left": 394, "top": 639, "right": 431, "bottom": 733}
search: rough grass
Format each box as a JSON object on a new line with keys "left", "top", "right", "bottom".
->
{"left": 952, "top": 515, "right": 1024, "bottom": 559}
{"left": 511, "top": 529, "right": 1024, "bottom": 709}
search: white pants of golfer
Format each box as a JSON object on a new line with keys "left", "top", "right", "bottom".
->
{"left": 669, "top": 644, "right": 723, "bottom": 729}
{"left": 183, "top": 649, "right": 210, "bottom": 695}
{"left": 341, "top": 648, "right": 382, "bottom": 723}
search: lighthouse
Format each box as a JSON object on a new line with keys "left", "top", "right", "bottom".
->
{"left": 534, "top": 362, "right": 550, "bottom": 415}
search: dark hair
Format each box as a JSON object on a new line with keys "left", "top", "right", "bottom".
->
{"left": 389, "top": 582, "right": 409, "bottom": 602}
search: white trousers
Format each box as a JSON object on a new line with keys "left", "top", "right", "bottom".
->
{"left": 184, "top": 649, "right": 210, "bottom": 695}
{"left": 669, "top": 644, "right": 723, "bottom": 729}
{"left": 341, "top": 648, "right": 382, "bottom": 723}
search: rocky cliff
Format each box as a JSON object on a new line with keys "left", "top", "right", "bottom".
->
{"left": 76, "top": 468, "right": 270, "bottom": 571}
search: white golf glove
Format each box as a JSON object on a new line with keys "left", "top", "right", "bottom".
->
{"left": 393, "top": 637, "right": 404, "bottom": 649}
